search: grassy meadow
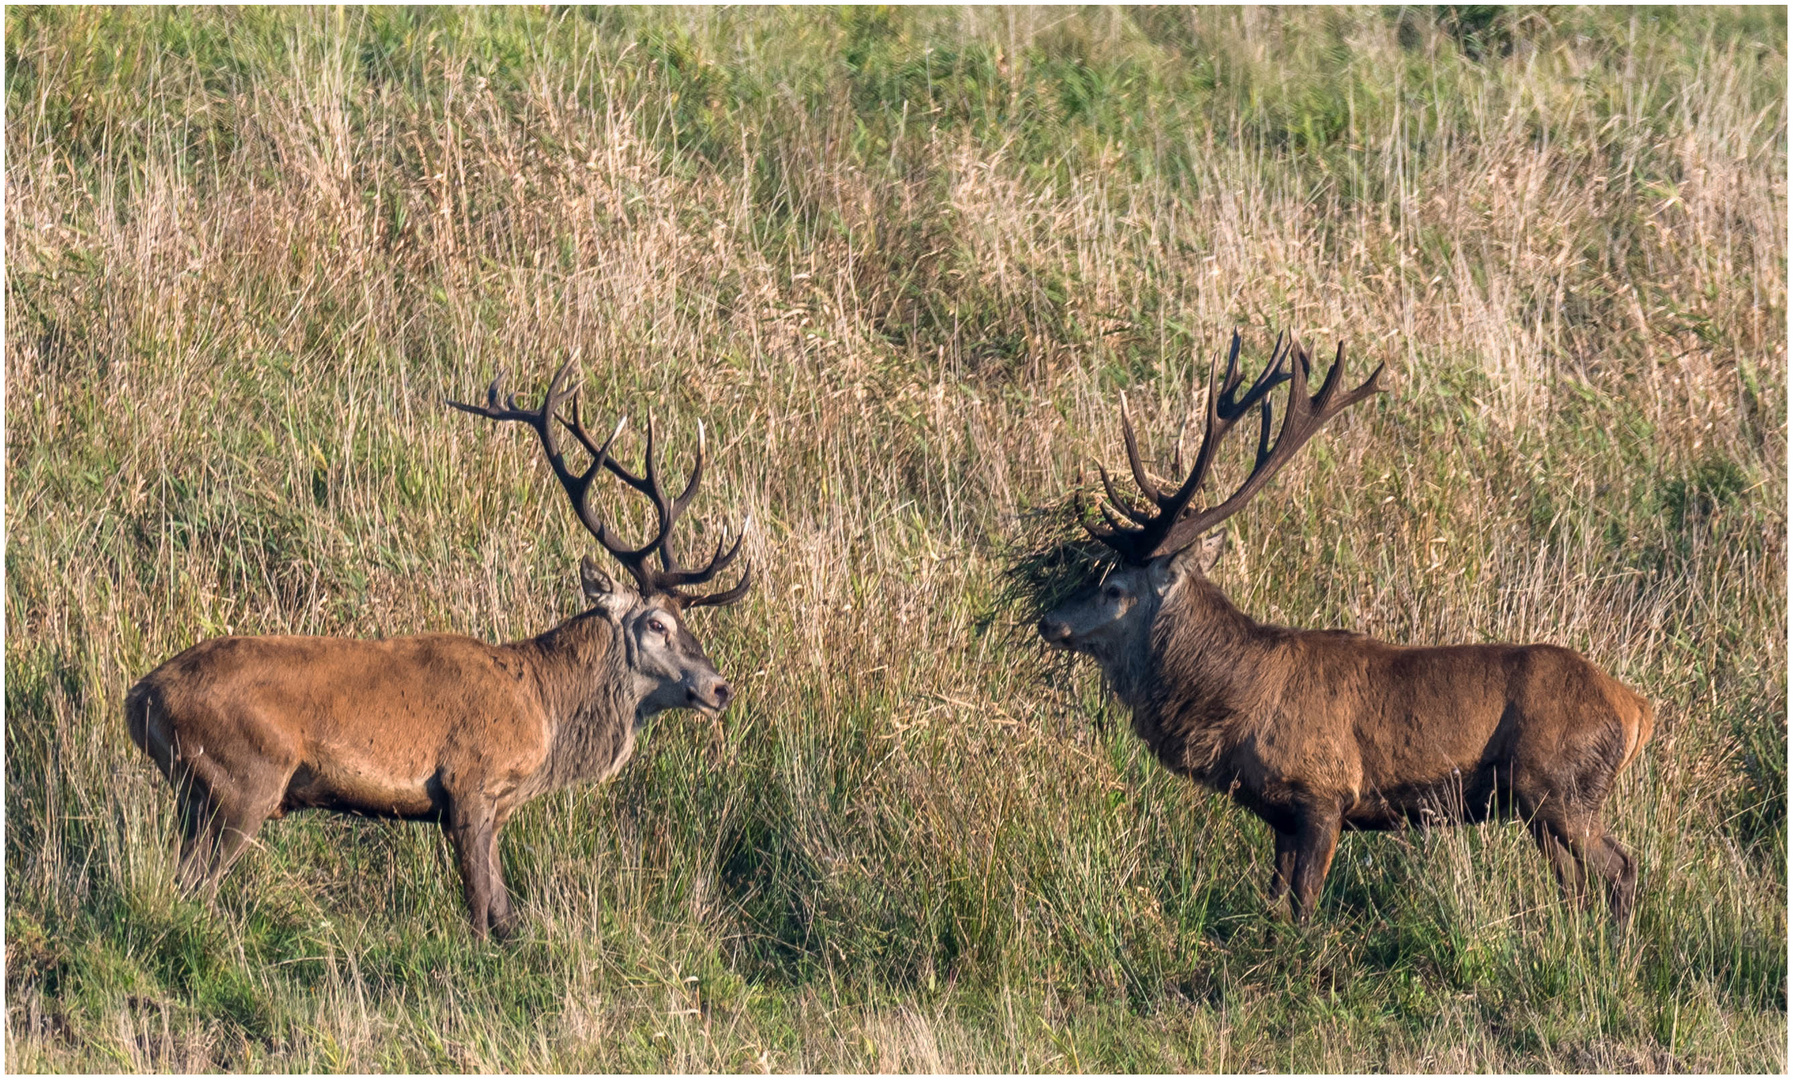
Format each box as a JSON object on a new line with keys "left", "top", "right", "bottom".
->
{"left": 5, "top": 6, "right": 1786, "bottom": 1071}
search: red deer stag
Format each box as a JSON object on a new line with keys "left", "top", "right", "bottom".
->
{"left": 1038, "top": 332, "right": 1651, "bottom": 925}
{"left": 126, "top": 362, "right": 751, "bottom": 939}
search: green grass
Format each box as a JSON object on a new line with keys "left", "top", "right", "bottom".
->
{"left": 6, "top": 5, "right": 1786, "bottom": 1071}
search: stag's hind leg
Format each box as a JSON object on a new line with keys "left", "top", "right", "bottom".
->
{"left": 1584, "top": 827, "right": 1638, "bottom": 926}
{"left": 161, "top": 713, "right": 294, "bottom": 896}
{"left": 172, "top": 778, "right": 224, "bottom": 893}
{"left": 173, "top": 786, "right": 277, "bottom": 896}
{"left": 1527, "top": 815, "right": 1588, "bottom": 903}
{"left": 176, "top": 778, "right": 280, "bottom": 896}
{"left": 1526, "top": 805, "right": 1637, "bottom": 928}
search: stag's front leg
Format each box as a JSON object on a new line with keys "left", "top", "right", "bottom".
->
{"left": 484, "top": 816, "right": 519, "bottom": 940}
{"left": 1268, "top": 828, "right": 1299, "bottom": 912}
{"left": 1288, "top": 802, "right": 1343, "bottom": 922}
{"left": 446, "top": 798, "right": 500, "bottom": 940}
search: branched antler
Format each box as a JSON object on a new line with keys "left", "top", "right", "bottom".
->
{"left": 1085, "top": 331, "right": 1388, "bottom": 565}
{"left": 449, "top": 362, "right": 751, "bottom": 608}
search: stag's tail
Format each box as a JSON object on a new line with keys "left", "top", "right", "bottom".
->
{"left": 125, "top": 680, "right": 152, "bottom": 752}
{"left": 125, "top": 678, "right": 174, "bottom": 776}
{"left": 1613, "top": 682, "right": 1654, "bottom": 774}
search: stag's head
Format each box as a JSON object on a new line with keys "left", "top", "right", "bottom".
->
{"left": 450, "top": 362, "right": 751, "bottom": 718}
{"left": 1036, "top": 533, "right": 1227, "bottom": 662}
{"left": 577, "top": 555, "right": 735, "bottom": 716}
{"left": 1040, "top": 332, "right": 1386, "bottom": 660}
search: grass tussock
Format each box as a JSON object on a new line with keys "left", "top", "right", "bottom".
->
{"left": 6, "top": 6, "right": 1786, "bottom": 1072}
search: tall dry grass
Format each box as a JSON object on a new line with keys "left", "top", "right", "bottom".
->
{"left": 5, "top": 6, "right": 1785, "bottom": 1071}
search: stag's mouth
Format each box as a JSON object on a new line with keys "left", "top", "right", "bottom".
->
{"left": 686, "top": 681, "right": 733, "bottom": 717}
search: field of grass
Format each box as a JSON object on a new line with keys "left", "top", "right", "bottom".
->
{"left": 5, "top": 5, "right": 1786, "bottom": 1071}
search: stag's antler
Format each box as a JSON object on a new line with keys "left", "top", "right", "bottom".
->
{"left": 1086, "top": 331, "right": 1388, "bottom": 565}
{"left": 571, "top": 403, "right": 752, "bottom": 608}
{"left": 448, "top": 362, "right": 751, "bottom": 608}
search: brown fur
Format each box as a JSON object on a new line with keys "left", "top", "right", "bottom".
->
{"left": 126, "top": 574, "right": 729, "bottom": 939}
{"left": 1041, "top": 543, "right": 1653, "bottom": 925}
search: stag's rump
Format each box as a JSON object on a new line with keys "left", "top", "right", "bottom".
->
{"left": 126, "top": 634, "right": 553, "bottom": 819}
{"left": 1263, "top": 637, "right": 1653, "bottom": 827}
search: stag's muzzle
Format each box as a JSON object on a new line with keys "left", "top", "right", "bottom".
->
{"left": 688, "top": 674, "right": 733, "bottom": 715}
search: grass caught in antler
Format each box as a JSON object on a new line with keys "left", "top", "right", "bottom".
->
{"left": 6, "top": 6, "right": 1785, "bottom": 1071}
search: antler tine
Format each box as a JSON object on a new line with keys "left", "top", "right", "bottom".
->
{"left": 644, "top": 417, "right": 708, "bottom": 567}
{"left": 1220, "top": 330, "right": 1292, "bottom": 420}
{"left": 559, "top": 394, "right": 627, "bottom": 463}
{"left": 1253, "top": 393, "right": 1275, "bottom": 468}
{"left": 1144, "top": 337, "right": 1248, "bottom": 532}
{"left": 594, "top": 410, "right": 751, "bottom": 606}
{"left": 1079, "top": 485, "right": 1147, "bottom": 549}
{"left": 1096, "top": 464, "right": 1155, "bottom": 525}
{"left": 581, "top": 416, "right": 670, "bottom": 581}
{"left": 573, "top": 403, "right": 677, "bottom": 559}
{"left": 659, "top": 519, "right": 746, "bottom": 588}
{"left": 1098, "top": 500, "right": 1141, "bottom": 536}
{"left": 598, "top": 413, "right": 649, "bottom": 490}
{"left": 594, "top": 414, "right": 684, "bottom": 570}
{"left": 1117, "top": 394, "right": 1162, "bottom": 505}
{"left": 1212, "top": 330, "right": 1245, "bottom": 412}
{"left": 678, "top": 561, "right": 753, "bottom": 608}
{"left": 667, "top": 513, "right": 753, "bottom": 608}
{"left": 454, "top": 366, "right": 752, "bottom": 606}
{"left": 673, "top": 420, "right": 706, "bottom": 518}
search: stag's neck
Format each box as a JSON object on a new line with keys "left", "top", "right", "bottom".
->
{"left": 1125, "top": 577, "right": 1280, "bottom": 778}
{"left": 511, "top": 612, "right": 639, "bottom": 791}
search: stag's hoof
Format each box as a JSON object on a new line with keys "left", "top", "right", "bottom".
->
{"left": 489, "top": 911, "right": 523, "bottom": 943}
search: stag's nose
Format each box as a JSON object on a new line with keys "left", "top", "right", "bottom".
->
{"left": 1038, "top": 617, "right": 1071, "bottom": 644}
{"left": 691, "top": 678, "right": 732, "bottom": 712}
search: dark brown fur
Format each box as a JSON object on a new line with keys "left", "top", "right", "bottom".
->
{"left": 1041, "top": 543, "right": 1653, "bottom": 924}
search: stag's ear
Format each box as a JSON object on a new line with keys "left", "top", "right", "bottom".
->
{"left": 580, "top": 555, "right": 634, "bottom": 620}
{"left": 1192, "top": 530, "right": 1227, "bottom": 575}
{"left": 1160, "top": 529, "right": 1227, "bottom": 588}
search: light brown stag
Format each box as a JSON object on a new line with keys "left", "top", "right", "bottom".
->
{"left": 1038, "top": 332, "right": 1652, "bottom": 924}
{"left": 126, "top": 363, "right": 751, "bottom": 938}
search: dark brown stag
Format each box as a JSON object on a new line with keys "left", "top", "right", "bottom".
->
{"left": 126, "top": 362, "right": 751, "bottom": 938}
{"left": 1038, "top": 332, "right": 1652, "bottom": 924}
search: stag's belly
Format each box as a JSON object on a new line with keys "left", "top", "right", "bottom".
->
{"left": 282, "top": 756, "right": 445, "bottom": 820}
{"left": 1342, "top": 768, "right": 1513, "bottom": 830}
{"left": 1192, "top": 692, "right": 1519, "bottom": 830}
{"left": 286, "top": 698, "right": 551, "bottom": 819}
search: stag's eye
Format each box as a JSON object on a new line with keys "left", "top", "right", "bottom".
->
{"left": 647, "top": 618, "right": 670, "bottom": 635}
{"left": 1104, "top": 584, "right": 1125, "bottom": 601}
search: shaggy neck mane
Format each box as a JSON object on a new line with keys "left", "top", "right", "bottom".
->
{"left": 512, "top": 611, "right": 637, "bottom": 791}
{"left": 1124, "top": 574, "right": 1274, "bottom": 777}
